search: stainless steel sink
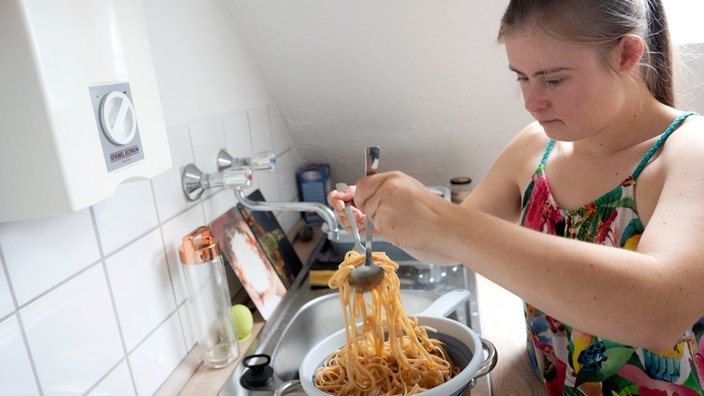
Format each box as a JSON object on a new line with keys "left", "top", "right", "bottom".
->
{"left": 219, "top": 238, "right": 492, "bottom": 395}
{"left": 271, "top": 290, "right": 446, "bottom": 382}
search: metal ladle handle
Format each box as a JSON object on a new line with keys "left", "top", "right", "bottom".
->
{"left": 364, "top": 146, "right": 380, "bottom": 265}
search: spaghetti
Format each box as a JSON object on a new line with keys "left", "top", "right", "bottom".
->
{"left": 314, "top": 251, "right": 458, "bottom": 395}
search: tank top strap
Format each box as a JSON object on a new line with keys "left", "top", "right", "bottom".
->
{"left": 539, "top": 139, "right": 555, "bottom": 167}
{"left": 632, "top": 112, "right": 698, "bottom": 180}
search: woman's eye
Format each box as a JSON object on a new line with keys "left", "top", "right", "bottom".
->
{"left": 545, "top": 78, "right": 564, "bottom": 87}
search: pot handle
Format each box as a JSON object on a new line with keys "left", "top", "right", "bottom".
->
{"left": 274, "top": 379, "right": 304, "bottom": 396}
{"left": 472, "top": 337, "right": 498, "bottom": 383}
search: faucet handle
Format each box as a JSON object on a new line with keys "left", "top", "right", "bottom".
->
{"left": 181, "top": 163, "right": 253, "bottom": 201}
{"left": 250, "top": 151, "right": 276, "bottom": 171}
{"left": 217, "top": 150, "right": 276, "bottom": 172}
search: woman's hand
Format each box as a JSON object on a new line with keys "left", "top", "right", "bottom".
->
{"left": 329, "top": 176, "right": 459, "bottom": 266}
{"left": 354, "top": 170, "right": 452, "bottom": 252}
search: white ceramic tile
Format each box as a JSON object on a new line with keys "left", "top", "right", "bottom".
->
{"left": 268, "top": 105, "right": 292, "bottom": 155}
{"left": 167, "top": 124, "right": 194, "bottom": 169}
{"left": 21, "top": 265, "right": 123, "bottom": 395}
{"left": 256, "top": 170, "right": 281, "bottom": 203}
{"left": 0, "top": 208, "right": 100, "bottom": 306}
{"left": 93, "top": 179, "right": 159, "bottom": 256}
{"left": 0, "top": 315, "right": 39, "bottom": 395}
{"left": 129, "top": 313, "right": 187, "bottom": 396}
{"left": 152, "top": 124, "right": 195, "bottom": 222}
{"left": 222, "top": 110, "right": 253, "bottom": 159}
{"left": 88, "top": 361, "right": 135, "bottom": 396}
{"left": 275, "top": 150, "right": 299, "bottom": 202}
{"left": 161, "top": 206, "right": 206, "bottom": 305}
{"left": 152, "top": 165, "right": 193, "bottom": 223}
{"left": 106, "top": 229, "right": 175, "bottom": 351}
{"left": 0, "top": 258, "right": 14, "bottom": 319}
{"left": 177, "top": 303, "right": 197, "bottom": 351}
{"left": 202, "top": 190, "right": 238, "bottom": 225}
{"left": 248, "top": 106, "right": 274, "bottom": 155}
{"left": 189, "top": 116, "right": 226, "bottom": 174}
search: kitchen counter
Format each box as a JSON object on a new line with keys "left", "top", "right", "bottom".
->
{"left": 169, "top": 225, "right": 546, "bottom": 395}
{"left": 475, "top": 275, "right": 547, "bottom": 395}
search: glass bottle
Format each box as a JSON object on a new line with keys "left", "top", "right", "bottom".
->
{"left": 450, "top": 176, "right": 473, "bottom": 204}
{"left": 179, "top": 225, "right": 239, "bottom": 368}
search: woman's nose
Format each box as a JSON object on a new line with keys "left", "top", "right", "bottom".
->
{"left": 522, "top": 84, "right": 549, "bottom": 113}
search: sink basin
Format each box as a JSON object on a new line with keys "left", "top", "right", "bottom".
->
{"left": 219, "top": 237, "right": 491, "bottom": 395}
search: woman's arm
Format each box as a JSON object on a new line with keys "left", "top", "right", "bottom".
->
{"left": 354, "top": 118, "right": 704, "bottom": 352}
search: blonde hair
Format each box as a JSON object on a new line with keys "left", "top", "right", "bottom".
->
{"left": 497, "top": 0, "right": 675, "bottom": 106}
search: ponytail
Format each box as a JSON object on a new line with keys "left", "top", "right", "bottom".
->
{"left": 644, "top": 0, "right": 675, "bottom": 107}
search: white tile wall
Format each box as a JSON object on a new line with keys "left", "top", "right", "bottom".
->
{"left": 128, "top": 314, "right": 186, "bottom": 395}
{"left": 0, "top": 315, "right": 38, "bottom": 395}
{"left": 93, "top": 180, "right": 160, "bottom": 256}
{"left": 0, "top": 257, "right": 14, "bottom": 319}
{"left": 21, "top": 264, "right": 123, "bottom": 395}
{"left": 0, "top": 105, "right": 307, "bottom": 395}
{"left": 0, "top": 208, "right": 100, "bottom": 306}
{"left": 152, "top": 124, "right": 194, "bottom": 222}
{"left": 105, "top": 229, "right": 175, "bottom": 351}
{"left": 88, "top": 362, "right": 136, "bottom": 396}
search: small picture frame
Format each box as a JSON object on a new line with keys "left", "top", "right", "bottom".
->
{"left": 236, "top": 189, "right": 303, "bottom": 288}
{"left": 210, "top": 205, "right": 286, "bottom": 320}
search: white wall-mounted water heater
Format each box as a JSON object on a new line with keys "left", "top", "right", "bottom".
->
{"left": 0, "top": 0, "right": 171, "bottom": 222}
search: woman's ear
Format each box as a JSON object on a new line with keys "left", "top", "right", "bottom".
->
{"left": 615, "top": 34, "right": 645, "bottom": 74}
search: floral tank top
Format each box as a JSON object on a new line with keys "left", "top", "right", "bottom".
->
{"left": 520, "top": 112, "right": 704, "bottom": 395}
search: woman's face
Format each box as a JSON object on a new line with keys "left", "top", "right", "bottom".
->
{"left": 504, "top": 28, "right": 624, "bottom": 142}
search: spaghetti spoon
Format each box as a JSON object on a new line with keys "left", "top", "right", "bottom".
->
{"left": 348, "top": 146, "right": 384, "bottom": 293}
{"left": 335, "top": 182, "right": 364, "bottom": 255}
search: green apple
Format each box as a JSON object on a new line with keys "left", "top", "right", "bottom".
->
{"left": 231, "top": 304, "right": 254, "bottom": 341}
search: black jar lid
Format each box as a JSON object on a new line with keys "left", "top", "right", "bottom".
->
{"left": 450, "top": 176, "right": 472, "bottom": 185}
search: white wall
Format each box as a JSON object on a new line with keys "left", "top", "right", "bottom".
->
{"left": 676, "top": 43, "right": 704, "bottom": 113}
{"left": 0, "top": 0, "right": 303, "bottom": 394}
{"left": 226, "top": 0, "right": 532, "bottom": 187}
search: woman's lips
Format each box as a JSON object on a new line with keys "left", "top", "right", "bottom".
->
{"left": 538, "top": 119, "right": 559, "bottom": 127}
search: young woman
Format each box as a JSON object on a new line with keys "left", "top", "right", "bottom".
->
{"left": 329, "top": 0, "right": 704, "bottom": 394}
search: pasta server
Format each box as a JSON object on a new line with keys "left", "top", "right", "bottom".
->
{"left": 335, "top": 182, "right": 364, "bottom": 255}
{"left": 348, "top": 146, "right": 385, "bottom": 293}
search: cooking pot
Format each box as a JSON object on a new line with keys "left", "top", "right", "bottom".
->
{"left": 276, "top": 289, "right": 497, "bottom": 396}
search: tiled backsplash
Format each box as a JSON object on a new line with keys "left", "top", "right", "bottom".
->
{"left": 0, "top": 105, "right": 304, "bottom": 395}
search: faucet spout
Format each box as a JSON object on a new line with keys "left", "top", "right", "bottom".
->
{"left": 234, "top": 188, "right": 340, "bottom": 240}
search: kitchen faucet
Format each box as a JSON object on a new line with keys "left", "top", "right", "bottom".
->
{"left": 181, "top": 150, "right": 340, "bottom": 240}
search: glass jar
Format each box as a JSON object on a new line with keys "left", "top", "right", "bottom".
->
{"left": 179, "top": 226, "right": 239, "bottom": 368}
{"left": 450, "top": 176, "right": 472, "bottom": 204}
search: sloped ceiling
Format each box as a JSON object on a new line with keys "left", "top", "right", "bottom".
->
{"left": 225, "top": 0, "right": 532, "bottom": 187}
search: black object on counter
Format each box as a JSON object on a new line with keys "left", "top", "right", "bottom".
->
{"left": 240, "top": 354, "right": 274, "bottom": 388}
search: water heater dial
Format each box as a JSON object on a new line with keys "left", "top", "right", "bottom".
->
{"left": 99, "top": 91, "right": 137, "bottom": 145}
{"left": 90, "top": 82, "right": 145, "bottom": 172}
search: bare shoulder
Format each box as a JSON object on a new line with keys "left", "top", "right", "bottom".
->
{"left": 467, "top": 121, "right": 549, "bottom": 220}
{"left": 654, "top": 113, "right": 704, "bottom": 202}
{"left": 499, "top": 121, "right": 551, "bottom": 179}
{"left": 661, "top": 113, "right": 704, "bottom": 162}
{"left": 506, "top": 121, "right": 551, "bottom": 152}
